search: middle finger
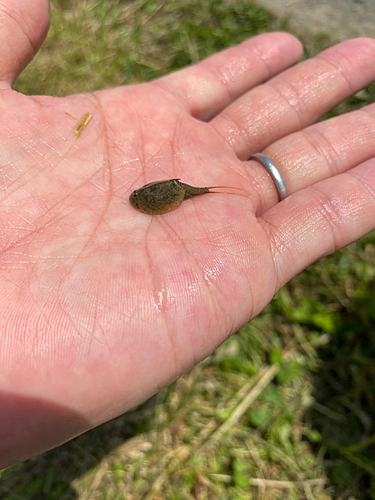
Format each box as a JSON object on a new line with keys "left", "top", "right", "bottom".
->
{"left": 211, "top": 38, "right": 375, "bottom": 160}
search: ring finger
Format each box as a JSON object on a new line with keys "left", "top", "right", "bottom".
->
{"left": 247, "top": 102, "right": 375, "bottom": 214}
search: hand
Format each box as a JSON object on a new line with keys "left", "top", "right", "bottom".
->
{"left": 1, "top": 0, "right": 375, "bottom": 469}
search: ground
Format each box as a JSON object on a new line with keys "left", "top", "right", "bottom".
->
{"left": 256, "top": 0, "right": 375, "bottom": 40}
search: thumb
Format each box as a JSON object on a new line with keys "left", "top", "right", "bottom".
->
{"left": 0, "top": 0, "right": 50, "bottom": 88}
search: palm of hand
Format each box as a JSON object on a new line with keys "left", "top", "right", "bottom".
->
{"left": 2, "top": 7, "right": 375, "bottom": 466}
{"left": 1, "top": 84, "right": 272, "bottom": 415}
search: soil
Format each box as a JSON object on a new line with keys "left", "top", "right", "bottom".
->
{"left": 256, "top": 0, "right": 375, "bottom": 40}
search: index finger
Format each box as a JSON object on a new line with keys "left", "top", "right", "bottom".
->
{"left": 152, "top": 32, "right": 303, "bottom": 120}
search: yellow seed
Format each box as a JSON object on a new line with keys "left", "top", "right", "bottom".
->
{"left": 74, "top": 113, "right": 92, "bottom": 137}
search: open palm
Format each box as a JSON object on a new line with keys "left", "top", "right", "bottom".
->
{"left": 1, "top": 0, "right": 375, "bottom": 468}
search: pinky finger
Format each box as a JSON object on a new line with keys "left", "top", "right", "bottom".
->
{"left": 261, "top": 159, "right": 375, "bottom": 288}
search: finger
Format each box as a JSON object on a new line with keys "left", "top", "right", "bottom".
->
{"left": 245, "top": 102, "right": 375, "bottom": 214}
{"left": 260, "top": 159, "right": 375, "bottom": 289}
{"left": 0, "top": 0, "right": 50, "bottom": 88}
{"left": 152, "top": 32, "right": 303, "bottom": 121}
{"left": 212, "top": 37, "right": 375, "bottom": 159}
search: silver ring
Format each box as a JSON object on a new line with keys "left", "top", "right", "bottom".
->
{"left": 250, "top": 153, "right": 288, "bottom": 201}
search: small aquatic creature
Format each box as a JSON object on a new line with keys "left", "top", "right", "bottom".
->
{"left": 129, "top": 178, "right": 247, "bottom": 215}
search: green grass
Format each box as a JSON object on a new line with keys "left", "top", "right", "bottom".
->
{"left": 14, "top": 0, "right": 275, "bottom": 96}
{"left": 1, "top": 0, "right": 375, "bottom": 498}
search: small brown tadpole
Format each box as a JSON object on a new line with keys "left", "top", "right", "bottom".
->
{"left": 73, "top": 113, "right": 93, "bottom": 137}
{"left": 129, "top": 178, "right": 250, "bottom": 215}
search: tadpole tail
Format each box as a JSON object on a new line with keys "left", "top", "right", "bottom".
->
{"left": 207, "top": 186, "right": 251, "bottom": 200}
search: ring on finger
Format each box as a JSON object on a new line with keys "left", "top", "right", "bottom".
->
{"left": 250, "top": 153, "right": 288, "bottom": 201}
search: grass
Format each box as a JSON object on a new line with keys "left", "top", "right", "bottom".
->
{"left": 1, "top": 0, "right": 375, "bottom": 498}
